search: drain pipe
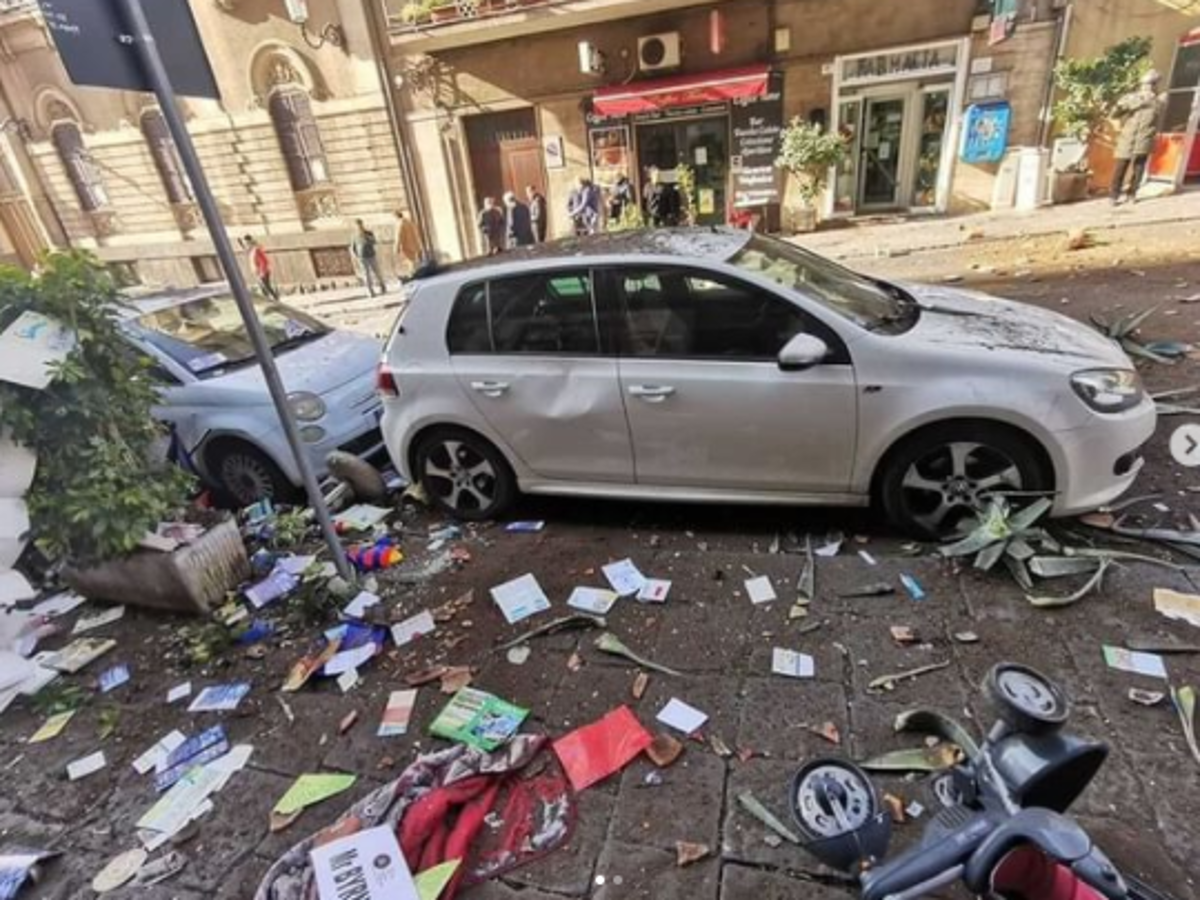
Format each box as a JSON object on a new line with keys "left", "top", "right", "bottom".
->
{"left": 1038, "top": 2, "right": 1074, "bottom": 148}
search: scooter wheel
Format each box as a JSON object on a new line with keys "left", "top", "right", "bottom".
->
{"left": 985, "top": 663, "right": 1070, "bottom": 734}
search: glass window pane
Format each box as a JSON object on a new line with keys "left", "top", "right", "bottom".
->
{"left": 447, "top": 283, "right": 490, "bottom": 354}
{"left": 489, "top": 272, "right": 597, "bottom": 355}
{"left": 617, "top": 267, "right": 807, "bottom": 360}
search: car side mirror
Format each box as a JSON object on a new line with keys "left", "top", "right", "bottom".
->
{"left": 778, "top": 333, "right": 829, "bottom": 371}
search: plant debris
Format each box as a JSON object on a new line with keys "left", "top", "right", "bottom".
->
{"left": 868, "top": 660, "right": 951, "bottom": 692}
{"left": 647, "top": 733, "right": 684, "bottom": 768}
{"left": 1128, "top": 688, "right": 1165, "bottom": 707}
{"left": 1171, "top": 685, "right": 1199, "bottom": 766}
{"left": 736, "top": 791, "right": 801, "bottom": 844}
{"left": 632, "top": 671, "right": 650, "bottom": 699}
{"left": 861, "top": 742, "right": 963, "bottom": 773}
{"left": 496, "top": 614, "right": 605, "bottom": 654}
{"left": 894, "top": 708, "right": 981, "bottom": 759}
{"left": 594, "top": 632, "right": 682, "bottom": 676}
{"left": 675, "top": 841, "right": 711, "bottom": 867}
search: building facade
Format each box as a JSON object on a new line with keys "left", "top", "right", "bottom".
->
{"left": 0, "top": 0, "right": 408, "bottom": 287}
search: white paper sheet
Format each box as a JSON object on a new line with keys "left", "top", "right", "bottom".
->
{"left": 1103, "top": 645, "right": 1167, "bottom": 679}
{"left": 30, "top": 592, "right": 86, "bottom": 618}
{"left": 343, "top": 591, "right": 381, "bottom": 620}
{"left": 67, "top": 750, "right": 107, "bottom": 780}
{"left": 566, "top": 587, "right": 618, "bottom": 615}
{"left": 325, "top": 644, "right": 376, "bottom": 676}
{"left": 311, "top": 825, "right": 418, "bottom": 900}
{"left": 0, "top": 310, "right": 76, "bottom": 390}
{"left": 166, "top": 682, "right": 192, "bottom": 704}
{"left": 337, "top": 668, "right": 360, "bottom": 693}
{"left": 602, "top": 559, "right": 647, "bottom": 597}
{"left": 772, "top": 648, "right": 815, "bottom": 679}
{"left": 1153, "top": 589, "right": 1200, "bottom": 629}
{"left": 391, "top": 609, "right": 436, "bottom": 647}
{"left": 656, "top": 698, "right": 709, "bottom": 735}
{"left": 489, "top": 574, "right": 551, "bottom": 625}
{"left": 637, "top": 579, "right": 672, "bottom": 603}
{"left": 132, "top": 730, "right": 188, "bottom": 775}
{"left": 72, "top": 605, "right": 125, "bottom": 634}
{"left": 745, "top": 576, "right": 777, "bottom": 605}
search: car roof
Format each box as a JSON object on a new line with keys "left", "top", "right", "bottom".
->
{"left": 417, "top": 227, "right": 754, "bottom": 284}
{"left": 117, "top": 284, "right": 233, "bottom": 320}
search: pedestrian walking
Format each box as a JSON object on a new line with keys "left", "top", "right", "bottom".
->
{"left": 242, "top": 234, "right": 279, "bottom": 301}
{"left": 350, "top": 219, "right": 386, "bottom": 296}
{"left": 503, "top": 191, "right": 534, "bottom": 249}
{"left": 526, "top": 185, "right": 548, "bottom": 243}
{"left": 1110, "top": 70, "right": 1164, "bottom": 206}
{"left": 566, "top": 176, "right": 601, "bottom": 236}
{"left": 608, "top": 173, "right": 636, "bottom": 224}
{"left": 478, "top": 197, "right": 506, "bottom": 256}
{"left": 643, "top": 168, "right": 682, "bottom": 227}
{"left": 393, "top": 209, "right": 423, "bottom": 280}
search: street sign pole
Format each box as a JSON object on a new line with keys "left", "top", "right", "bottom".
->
{"left": 112, "top": 0, "right": 354, "bottom": 582}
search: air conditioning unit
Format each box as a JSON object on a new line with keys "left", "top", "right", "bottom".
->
{"left": 638, "top": 33, "right": 681, "bottom": 72}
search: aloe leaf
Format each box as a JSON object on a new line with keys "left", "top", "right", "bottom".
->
{"left": 1004, "top": 555, "right": 1034, "bottom": 591}
{"left": 1028, "top": 556, "right": 1102, "bottom": 578}
{"left": 1009, "top": 497, "right": 1053, "bottom": 532}
{"left": 594, "top": 632, "right": 682, "bottom": 676}
{"left": 975, "top": 540, "right": 1007, "bottom": 572}
{"left": 1120, "top": 305, "right": 1160, "bottom": 337}
{"left": 1006, "top": 537, "right": 1036, "bottom": 561}
{"left": 1026, "top": 559, "right": 1110, "bottom": 608}
{"left": 860, "top": 744, "right": 961, "bottom": 773}
{"left": 941, "top": 528, "right": 998, "bottom": 558}
{"left": 1122, "top": 339, "right": 1174, "bottom": 365}
{"left": 893, "top": 708, "right": 981, "bottom": 760}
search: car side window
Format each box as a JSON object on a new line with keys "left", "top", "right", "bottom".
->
{"left": 447, "top": 283, "right": 491, "bottom": 353}
{"left": 615, "top": 267, "right": 809, "bottom": 360}
{"left": 488, "top": 271, "right": 598, "bottom": 355}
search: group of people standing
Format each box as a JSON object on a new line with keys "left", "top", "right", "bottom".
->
{"left": 477, "top": 187, "right": 549, "bottom": 256}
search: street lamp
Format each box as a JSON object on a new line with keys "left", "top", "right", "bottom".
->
{"left": 282, "top": 0, "right": 346, "bottom": 52}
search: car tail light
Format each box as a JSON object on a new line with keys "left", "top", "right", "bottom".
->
{"left": 376, "top": 363, "right": 399, "bottom": 398}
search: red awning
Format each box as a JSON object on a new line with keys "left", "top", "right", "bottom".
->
{"left": 593, "top": 65, "right": 770, "bottom": 117}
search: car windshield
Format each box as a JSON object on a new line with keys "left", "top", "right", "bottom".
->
{"left": 730, "top": 235, "right": 914, "bottom": 332}
{"left": 131, "top": 294, "right": 330, "bottom": 378}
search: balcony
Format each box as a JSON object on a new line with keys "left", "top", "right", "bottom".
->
{"left": 0, "top": 0, "right": 38, "bottom": 21}
{"left": 385, "top": 0, "right": 721, "bottom": 52}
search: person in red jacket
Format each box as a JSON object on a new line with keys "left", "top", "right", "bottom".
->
{"left": 241, "top": 234, "right": 279, "bottom": 301}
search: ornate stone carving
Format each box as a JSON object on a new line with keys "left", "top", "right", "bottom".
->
{"left": 44, "top": 98, "right": 74, "bottom": 124}
{"left": 298, "top": 186, "right": 339, "bottom": 221}
{"left": 88, "top": 209, "right": 120, "bottom": 237}
{"left": 269, "top": 59, "right": 303, "bottom": 88}
{"left": 172, "top": 202, "right": 202, "bottom": 232}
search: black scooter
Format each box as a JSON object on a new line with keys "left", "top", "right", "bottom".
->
{"left": 788, "top": 663, "right": 1175, "bottom": 900}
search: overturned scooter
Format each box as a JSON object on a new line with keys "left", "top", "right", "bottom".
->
{"left": 789, "top": 663, "right": 1173, "bottom": 900}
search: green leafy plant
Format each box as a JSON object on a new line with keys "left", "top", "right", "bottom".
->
{"left": 398, "top": 0, "right": 434, "bottom": 23}
{"left": 674, "top": 164, "right": 698, "bottom": 226}
{"left": 775, "top": 118, "right": 848, "bottom": 209}
{"left": 28, "top": 683, "right": 88, "bottom": 717}
{"left": 1053, "top": 36, "right": 1153, "bottom": 145}
{"left": 1090, "top": 307, "right": 1187, "bottom": 364}
{"left": 0, "top": 253, "right": 193, "bottom": 566}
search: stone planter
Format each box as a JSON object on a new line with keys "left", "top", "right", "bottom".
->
{"left": 791, "top": 205, "right": 818, "bottom": 233}
{"left": 1051, "top": 170, "right": 1090, "bottom": 205}
{"left": 65, "top": 517, "right": 249, "bottom": 615}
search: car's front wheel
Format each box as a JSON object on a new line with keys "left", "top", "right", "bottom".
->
{"left": 207, "top": 441, "right": 295, "bottom": 508}
{"left": 879, "top": 423, "right": 1050, "bottom": 538}
{"left": 413, "top": 428, "right": 516, "bottom": 521}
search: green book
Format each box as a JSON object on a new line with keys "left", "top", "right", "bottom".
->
{"left": 430, "top": 687, "right": 528, "bottom": 751}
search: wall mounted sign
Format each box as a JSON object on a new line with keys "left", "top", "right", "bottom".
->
{"left": 960, "top": 101, "right": 1012, "bottom": 164}
{"left": 542, "top": 134, "right": 565, "bottom": 170}
{"left": 840, "top": 43, "right": 959, "bottom": 86}
{"left": 730, "top": 70, "right": 784, "bottom": 208}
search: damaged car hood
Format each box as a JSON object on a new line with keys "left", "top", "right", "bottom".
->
{"left": 898, "top": 284, "right": 1130, "bottom": 367}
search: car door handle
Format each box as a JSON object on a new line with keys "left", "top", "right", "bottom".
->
{"left": 470, "top": 380, "right": 510, "bottom": 397}
{"left": 628, "top": 384, "right": 675, "bottom": 402}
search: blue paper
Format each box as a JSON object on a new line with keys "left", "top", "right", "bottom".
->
{"left": 154, "top": 725, "right": 229, "bottom": 791}
{"left": 900, "top": 574, "right": 926, "bottom": 601}
{"left": 506, "top": 520, "right": 545, "bottom": 533}
{"left": 98, "top": 664, "right": 130, "bottom": 693}
{"left": 188, "top": 682, "right": 251, "bottom": 713}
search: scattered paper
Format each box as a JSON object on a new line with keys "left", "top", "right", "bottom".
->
{"left": 430, "top": 688, "right": 527, "bottom": 750}
{"left": 553, "top": 705, "right": 653, "bottom": 792}
{"left": 47, "top": 638, "right": 116, "bottom": 673}
{"left": 772, "top": 648, "right": 815, "bottom": 679}
{"left": 1153, "top": 588, "right": 1200, "bottom": 629}
{"left": 67, "top": 750, "right": 107, "bottom": 781}
{"left": 132, "top": 730, "right": 187, "bottom": 775}
{"left": 745, "top": 576, "right": 777, "bottom": 605}
{"left": 567, "top": 587, "right": 619, "bottom": 615}
{"left": 277, "top": 554, "right": 317, "bottom": 576}
{"left": 0, "top": 310, "right": 76, "bottom": 390}
{"left": 900, "top": 574, "right": 925, "bottom": 601}
{"left": 91, "top": 848, "right": 147, "bottom": 893}
{"left": 72, "top": 605, "right": 125, "bottom": 635}
{"left": 244, "top": 567, "right": 299, "bottom": 609}
{"left": 274, "top": 773, "right": 357, "bottom": 817}
{"left": 324, "top": 644, "right": 377, "bottom": 677}
{"left": 815, "top": 537, "right": 843, "bottom": 558}
{"left": 859, "top": 550, "right": 878, "bottom": 566}
{"left": 29, "top": 710, "right": 76, "bottom": 744}
{"left": 603, "top": 558, "right": 648, "bottom": 597}
{"left": 637, "top": 579, "right": 671, "bottom": 603}
{"left": 378, "top": 689, "right": 418, "bottom": 737}
{"left": 334, "top": 504, "right": 391, "bottom": 532}
{"left": 343, "top": 591, "right": 381, "bottom": 620}
{"left": 30, "top": 592, "right": 86, "bottom": 618}
{"left": 414, "top": 861, "right": 461, "bottom": 900}
{"left": 166, "top": 682, "right": 192, "bottom": 704}
{"left": 505, "top": 520, "right": 545, "bottom": 533}
{"left": 188, "top": 683, "right": 250, "bottom": 713}
{"left": 98, "top": 664, "right": 130, "bottom": 693}
{"left": 490, "top": 574, "right": 551, "bottom": 625}
{"left": 656, "top": 698, "right": 708, "bottom": 735}
{"left": 337, "top": 668, "right": 359, "bottom": 693}
{"left": 155, "top": 726, "right": 230, "bottom": 791}
{"left": 391, "top": 610, "right": 436, "bottom": 648}
{"left": 1103, "top": 645, "right": 1167, "bottom": 679}
{"left": 311, "top": 825, "right": 417, "bottom": 900}
{"left": 138, "top": 764, "right": 224, "bottom": 840}
{"left": 0, "top": 848, "right": 56, "bottom": 900}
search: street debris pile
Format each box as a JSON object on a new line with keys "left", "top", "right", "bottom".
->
{"left": 3, "top": 470, "right": 1200, "bottom": 898}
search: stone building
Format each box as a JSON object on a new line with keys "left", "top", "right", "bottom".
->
{"left": 0, "top": 0, "right": 409, "bottom": 286}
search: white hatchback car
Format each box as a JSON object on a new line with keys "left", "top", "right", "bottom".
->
{"left": 378, "top": 230, "right": 1155, "bottom": 535}
{"left": 119, "top": 287, "right": 384, "bottom": 505}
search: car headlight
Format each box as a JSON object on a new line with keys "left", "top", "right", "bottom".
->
{"left": 1070, "top": 369, "right": 1143, "bottom": 412}
{"left": 288, "top": 391, "right": 326, "bottom": 421}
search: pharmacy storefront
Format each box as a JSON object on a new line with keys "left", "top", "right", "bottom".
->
{"left": 829, "top": 38, "right": 970, "bottom": 215}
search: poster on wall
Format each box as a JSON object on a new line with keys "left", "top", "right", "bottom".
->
{"left": 960, "top": 101, "right": 1011, "bottom": 164}
{"left": 589, "top": 125, "right": 632, "bottom": 190}
{"left": 730, "top": 71, "right": 784, "bottom": 208}
{"left": 543, "top": 135, "right": 566, "bottom": 170}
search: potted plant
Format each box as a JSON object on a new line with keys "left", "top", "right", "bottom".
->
{"left": 1052, "top": 35, "right": 1152, "bottom": 198}
{"left": 0, "top": 253, "right": 246, "bottom": 613}
{"left": 775, "top": 118, "right": 847, "bottom": 232}
{"left": 398, "top": 0, "right": 433, "bottom": 24}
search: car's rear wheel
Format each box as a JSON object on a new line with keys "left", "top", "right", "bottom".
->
{"left": 879, "top": 423, "right": 1050, "bottom": 538}
{"left": 207, "top": 441, "right": 295, "bottom": 508}
{"left": 413, "top": 428, "right": 515, "bottom": 521}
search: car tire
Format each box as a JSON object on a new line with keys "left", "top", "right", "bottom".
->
{"left": 207, "top": 441, "right": 296, "bottom": 508}
{"left": 413, "top": 427, "right": 516, "bottom": 521}
{"left": 878, "top": 423, "right": 1050, "bottom": 539}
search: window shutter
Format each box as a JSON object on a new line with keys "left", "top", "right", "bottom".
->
{"left": 269, "top": 89, "right": 328, "bottom": 191}
{"left": 51, "top": 122, "right": 107, "bottom": 212}
{"left": 141, "top": 111, "right": 192, "bottom": 204}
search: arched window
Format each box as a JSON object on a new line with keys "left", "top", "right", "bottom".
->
{"left": 141, "top": 110, "right": 192, "bottom": 204}
{"left": 268, "top": 87, "right": 329, "bottom": 192}
{"left": 51, "top": 120, "right": 109, "bottom": 212}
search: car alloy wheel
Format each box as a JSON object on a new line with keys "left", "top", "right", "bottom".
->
{"left": 422, "top": 438, "right": 499, "bottom": 514}
{"left": 220, "top": 452, "right": 278, "bottom": 506}
{"left": 898, "top": 441, "right": 1024, "bottom": 535}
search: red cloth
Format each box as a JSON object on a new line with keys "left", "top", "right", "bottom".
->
{"left": 399, "top": 775, "right": 503, "bottom": 900}
{"left": 250, "top": 245, "right": 270, "bottom": 278}
{"left": 553, "top": 705, "right": 653, "bottom": 792}
{"left": 991, "top": 847, "right": 1107, "bottom": 900}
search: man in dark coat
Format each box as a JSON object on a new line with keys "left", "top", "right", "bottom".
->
{"left": 478, "top": 197, "right": 506, "bottom": 256}
{"left": 1110, "top": 70, "right": 1164, "bottom": 206}
{"left": 526, "top": 185, "right": 548, "bottom": 243}
{"left": 504, "top": 191, "right": 535, "bottom": 248}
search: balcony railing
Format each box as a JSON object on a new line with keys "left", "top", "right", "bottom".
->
{"left": 0, "top": 0, "right": 38, "bottom": 12}
{"left": 386, "top": 0, "right": 557, "bottom": 32}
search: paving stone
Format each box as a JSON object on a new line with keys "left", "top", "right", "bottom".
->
{"left": 593, "top": 839, "right": 719, "bottom": 900}
{"left": 736, "top": 677, "right": 848, "bottom": 760}
{"left": 1133, "top": 753, "right": 1200, "bottom": 885}
{"left": 610, "top": 752, "right": 726, "bottom": 851}
{"left": 214, "top": 850, "right": 275, "bottom": 900}
{"left": 721, "top": 862, "right": 851, "bottom": 900}
{"left": 461, "top": 879, "right": 581, "bottom": 900}
{"left": 505, "top": 788, "right": 614, "bottom": 896}
{"left": 721, "top": 757, "right": 801, "bottom": 868}
{"left": 638, "top": 674, "right": 744, "bottom": 756}
{"left": 1078, "top": 816, "right": 1199, "bottom": 900}
{"left": 320, "top": 684, "right": 446, "bottom": 775}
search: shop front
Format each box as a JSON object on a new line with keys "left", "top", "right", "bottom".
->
{"left": 829, "top": 38, "right": 969, "bottom": 215}
{"left": 587, "top": 65, "right": 784, "bottom": 227}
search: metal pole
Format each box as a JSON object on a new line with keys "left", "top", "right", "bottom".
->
{"left": 114, "top": 0, "right": 355, "bottom": 582}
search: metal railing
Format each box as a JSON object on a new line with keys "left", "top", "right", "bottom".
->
{"left": 0, "top": 0, "right": 39, "bottom": 14}
{"left": 386, "top": 0, "right": 568, "bottom": 33}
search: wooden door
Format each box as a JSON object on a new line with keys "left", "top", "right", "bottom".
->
{"left": 0, "top": 198, "right": 47, "bottom": 269}
{"left": 499, "top": 138, "right": 545, "bottom": 197}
